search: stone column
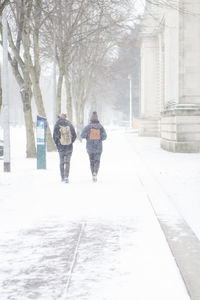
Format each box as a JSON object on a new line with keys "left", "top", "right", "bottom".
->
{"left": 164, "top": 8, "right": 179, "bottom": 106}
{"left": 161, "top": 0, "right": 200, "bottom": 152}
{"left": 139, "top": 33, "right": 162, "bottom": 137}
{"left": 139, "top": 2, "right": 164, "bottom": 137}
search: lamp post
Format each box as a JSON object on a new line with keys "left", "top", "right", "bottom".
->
{"left": 52, "top": 25, "right": 57, "bottom": 125}
{"left": 128, "top": 74, "right": 132, "bottom": 128}
{"left": 2, "top": 7, "right": 10, "bottom": 172}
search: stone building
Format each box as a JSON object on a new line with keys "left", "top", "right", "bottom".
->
{"left": 139, "top": 0, "right": 200, "bottom": 152}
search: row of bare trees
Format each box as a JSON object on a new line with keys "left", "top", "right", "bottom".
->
{"left": 0, "top": 0, "right": 139, "bottom": 157}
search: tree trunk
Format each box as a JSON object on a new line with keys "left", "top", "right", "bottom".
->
{"left": 21, "top": 89, "right": 36, "bottom": 158}
{"left": 0, "top": 65, "right": 2, "bottom": 112}
{"left": 24, "top": 22, "right": 56, "bottom": 151}
{"left": 56, "top": 61, "right": 64, "bottom": 116}
{"left": 31, "top": 76, "right": 56, "bottom": 151}
{"left": 75, "top": 100, "right": 85, "bottom": 139}
{"left": 65, "top": 71, "right": 73, "bottom": 122}
{"left": 6, "top": 0, "right": 36, "bottom": 157}
{"left": 7, "top": 46, "right": 37, "bottom": 157}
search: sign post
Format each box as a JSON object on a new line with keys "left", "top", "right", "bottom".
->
{"left": 36, "top": 116, "right": 47, "bottom": 169}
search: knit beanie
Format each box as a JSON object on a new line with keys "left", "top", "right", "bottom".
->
{"left": 90, "top": 111, "right": 99, "bottom": 122}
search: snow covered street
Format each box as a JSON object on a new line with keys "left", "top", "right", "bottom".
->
{"left": 1, "top": 127, "right": 200, "bottom": 299}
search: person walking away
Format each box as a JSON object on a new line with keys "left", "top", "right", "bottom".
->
{"left": 81, "top": 111, "right": 107, "bottom": 182}
{"left": 53, "top": 113, "right": 77, "bottom": 183}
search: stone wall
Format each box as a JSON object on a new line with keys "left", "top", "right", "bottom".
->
{"left": 161, "top": 105, "right": 200, "bottom": 152}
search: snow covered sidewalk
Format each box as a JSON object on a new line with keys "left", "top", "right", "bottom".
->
{"left": 0, "top": 127, "right": 193, "bottom": 299}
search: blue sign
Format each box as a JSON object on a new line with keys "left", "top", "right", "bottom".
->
{"left": 36, "top": 116, "right": 47, "bottom": 169}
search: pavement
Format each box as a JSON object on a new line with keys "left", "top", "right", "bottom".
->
{"left": 0, "top": 128, "right": 200, "bottom": 300}
{"left": 130, "top": 133, "right": 200, "bottom": 300}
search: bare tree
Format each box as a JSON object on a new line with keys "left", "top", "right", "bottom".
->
{"left": 40, "top": 0, "right": 138, "bottom": 125}
{"left": 1, "top": 0, "right": 140, "bottom": 149}
{"left": 71, "top": 0, "right": 139, "bottom": 126}
{"left": 24, "top": 0, "right": 56, "bottom": 151}
{"left": 2, "top": 0, "right": 56, "bottom": 157}
{"left": 5, "top": 0, "right": 37, "bottom": 157}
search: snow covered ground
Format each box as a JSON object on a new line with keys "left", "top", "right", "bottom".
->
{"left": 0, "top": 126, "right": 199, "bottom": 300}
{"left": 125, "top": 130, "right": 200, "bottom": 241}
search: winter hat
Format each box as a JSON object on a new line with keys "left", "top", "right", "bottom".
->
{"left": 90, "top": 111, "right": 99, "bottom": 122}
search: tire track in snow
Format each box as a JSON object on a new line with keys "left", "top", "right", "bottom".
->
{"left": 60, "top": 221, "right": 122, "bottom": 300}
{"left": 60, "top": 222, "right": 86, "bottom": 299}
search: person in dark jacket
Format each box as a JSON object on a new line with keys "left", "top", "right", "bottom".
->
{"left": 81, "top": 111, "right": 107, "bottom": 182}
{"left": 53, "top": 113, "right": 77, "bottom": 183}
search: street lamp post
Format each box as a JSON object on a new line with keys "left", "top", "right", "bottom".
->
{"left": 2, "top": 7, "right": 10, "bottom": 172}
{"left": 128, "top": 74, "right": 132, "bottom": 128}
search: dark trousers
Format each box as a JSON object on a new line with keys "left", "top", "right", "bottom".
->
{"left": 59, "top": 151, "right": 72, "bottom": 179}
{"left": 88, "top": 153, "right": 101, "bottom": 175}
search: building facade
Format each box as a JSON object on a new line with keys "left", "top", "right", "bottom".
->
{"left": 139, "top": 0, "right": 200, "bottom": 152}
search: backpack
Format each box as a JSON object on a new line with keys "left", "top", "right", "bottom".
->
{"left": 59, "top": 125, "right": 72, "bottom": 145}
{"left": 89, "top": 127, "right": 100, "bottom": 140}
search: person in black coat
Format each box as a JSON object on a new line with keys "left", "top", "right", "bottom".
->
{"left": 53, "top": 113, "right": 77, "bottom": 183}
{"left": 81, "top": 111, "right": 107, "bottom": 182}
